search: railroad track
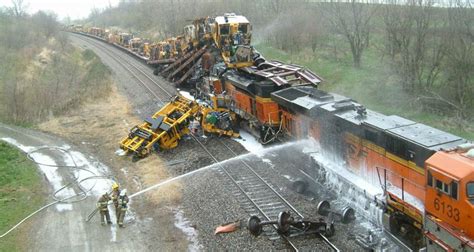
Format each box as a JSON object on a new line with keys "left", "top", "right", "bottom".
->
{"left": 70, "top": 33, "right": 174, "bottom": 104}
{"left": 216, "top": 139, "right": 339, "bottom": 251}
{"left": 70, "top": 32, "right": 339, "bottom": 251}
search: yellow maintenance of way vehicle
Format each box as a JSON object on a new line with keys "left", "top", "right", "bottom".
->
{"left": 120, "top": 95, "right": 199, "bottom": 158}
{"left": 120, "top": 94, "right": 240, "bottom": 159}
{"left": 200, "top": 94, "right": 240, "bottom": 138}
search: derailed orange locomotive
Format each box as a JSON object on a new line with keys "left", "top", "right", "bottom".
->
{"left": 75, "top": 13, "right": 473, "bottom": 251}
{"left": 198, "top": 58, "right": 473, "bottom": 250}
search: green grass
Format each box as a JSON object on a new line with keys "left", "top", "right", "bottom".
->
{"left": 0, "top": 141, "right": 45, "bottom": 251}
{"left": 255, "top": 43, "right": 474, "bottom": 141}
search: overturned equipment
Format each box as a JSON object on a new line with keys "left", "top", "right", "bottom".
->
{"left": 247, "top": 211, "right": 335, "bottom": 238}
{"left": 120, "top": 95, "right": 199, "bottom": 158}
{"left": 199, "top": 94, "right": 239, "bottom": 138}
{"left": 120, "top": 93, "right": 239, "bottom": 160}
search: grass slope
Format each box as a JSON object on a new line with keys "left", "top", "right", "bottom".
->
{"left": 0, "top": 141, "right": 45, "bottom": 251}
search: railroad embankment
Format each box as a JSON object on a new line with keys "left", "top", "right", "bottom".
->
{"left": 0, "top": 13, "right": 112, "bottom": 125}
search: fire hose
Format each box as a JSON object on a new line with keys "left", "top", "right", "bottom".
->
{"left": 0, "top": 146, "right": 117, "bottom": 238}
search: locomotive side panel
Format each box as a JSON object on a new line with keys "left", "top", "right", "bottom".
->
{"left": 345, "top": 135, "right": 427, "bottom": 203}
{"left": 255, "top": 97, "right": 280, "bottom": 126}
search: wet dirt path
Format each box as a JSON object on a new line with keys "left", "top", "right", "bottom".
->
{"left": 0, "top": 123, "right": 191, "bottom": 251}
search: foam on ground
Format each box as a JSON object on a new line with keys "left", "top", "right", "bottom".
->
{"left": 174, "top": 208, "right": 202, "bottom": 252}
{"left": 233, "top": 131, "right": 265, "bottom": 154}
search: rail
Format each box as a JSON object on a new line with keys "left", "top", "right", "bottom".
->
{"left": 71, "top": 32, "right": 339, "bottom": 251}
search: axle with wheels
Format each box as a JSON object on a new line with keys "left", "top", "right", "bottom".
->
{"left": 317, "top": 200, "right": 356, "bottom": 224}
{"left": 248, "top": 212, "right": 293, "bottom": 236}
{"left": 247, "top": 211, "right": 334, "bottom": 237}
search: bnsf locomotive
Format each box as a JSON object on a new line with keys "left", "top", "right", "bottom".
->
{"left": 74, "top": 13, "right": 473, "bottom": 251}
{"left": 202, "top": 67, "right": 474, "bottom": 250}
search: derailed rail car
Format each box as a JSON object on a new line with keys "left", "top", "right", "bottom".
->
{"left": 72, "top": 12, "right": 474, "bottom": 251}
{"left": 201, "top": 61, "right": 473, "bottom": 250}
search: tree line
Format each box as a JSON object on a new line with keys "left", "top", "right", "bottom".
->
{"left": 0, "top": 1, "right": 111, "bottom": 124}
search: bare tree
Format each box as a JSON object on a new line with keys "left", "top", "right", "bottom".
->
{"left": 10, "top": 0, "right": 28, "bottom": 17}
{"left": 32, "top": 11, "right": 58, "bottom": 38}
{"left": 324, "top": 0, "right": 375, "bottom": 68}
{"left": 440, "top": 0, "right": 473, "bottom": 119}
{"left": 383, "top": 0, "right": 446, "bottom": 92}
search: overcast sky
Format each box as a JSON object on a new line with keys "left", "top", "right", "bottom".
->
{"left": 0, "top": 0, "right": 120, "bottom": 19}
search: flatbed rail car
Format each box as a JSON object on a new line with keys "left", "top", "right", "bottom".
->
{"left": 120, "top": 95, "right": 199, "bottom": 158}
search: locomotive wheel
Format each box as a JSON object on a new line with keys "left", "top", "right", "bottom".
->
{"left": 292, "top": 179, "right": 307, "bottom": 194}
{"left": 341, "top": 206, "right": 356, "bottom": 224}
{"left": 247, "top": 216, "right": 263, "bottom": 237}
{"left": 317, "top": 200, "right": 331, "bottom": 216}
{"left": 277, "top": 211, "right": 292, "bottom": 234}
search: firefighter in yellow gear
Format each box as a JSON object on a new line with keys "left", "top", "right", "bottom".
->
{"left": 97, "top": 193, "right": 112, "bottom": 225}
{"left": 110, "top": 182, "right": 120, "bottom": 213}
{"left": 117, "top": 189, "right": 129, "bottom": 228}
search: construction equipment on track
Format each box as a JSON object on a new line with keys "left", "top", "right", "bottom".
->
{"left": 162, "top": 46, "right": 208, "bottom": 85}
{"left": 120, "top": 95, "right": 199, "bottom": 158}
{"left": 200, "top": 94, "right": 240, "bottom": 138}
{"left": 120, "top": 93, "right": 240, "bottom": 159}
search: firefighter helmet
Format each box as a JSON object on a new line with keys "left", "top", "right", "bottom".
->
{"left": 112, "top": 182, "right": 119, "bottom": 190}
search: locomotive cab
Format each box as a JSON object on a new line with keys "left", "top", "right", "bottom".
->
{"left": 424, "top": 145, "right": 474, "bottom": 251}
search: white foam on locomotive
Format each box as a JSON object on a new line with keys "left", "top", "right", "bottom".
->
{"left": 301, "top": 139, "right": 385, "bottom": 225}
{"left": 386, "top": 184, "right": 424, "bottom": 211}
{"left": 302, "top": 139, "right": 383, "bottom": 196}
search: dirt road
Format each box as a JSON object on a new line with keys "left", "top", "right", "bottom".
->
{"left": 0, "top": 123, "right": 190, "bottom": 251}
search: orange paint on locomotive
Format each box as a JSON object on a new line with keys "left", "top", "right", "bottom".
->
{"left": 281, "top": 111, "right": 321, "bottom": 141}
{"left": 224, "top": 81, "right": 253, "bottom": 115}
{"left": 425, "top": 151, "right": 474, "bottom": 239}
{"left": 308, "top": 119, "right": 321, "bottom": 141}
{"left": 343, "top": 133, "right": 426, "bottom": 203}
{"left": 212, "top": 78, "right": 223, "bottom": 94}
{"left": 234, "top": 90, "right": 253, "bottom": 114}
{"left": 255, "top": 97, "right": 279, "bottom": 126}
